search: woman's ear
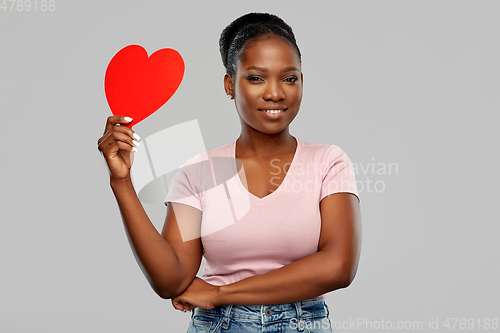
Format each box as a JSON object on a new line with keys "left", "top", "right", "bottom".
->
{"left": 224, "top": 73, "right": 234, "bottom": 99}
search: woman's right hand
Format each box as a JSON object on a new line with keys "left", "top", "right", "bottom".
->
{"left": 97, "top": 115, "right": 140, "bottom": 181}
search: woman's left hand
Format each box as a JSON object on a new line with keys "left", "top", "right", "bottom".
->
{"left": 172, "top": 277, "right": 221, "bottom": 311}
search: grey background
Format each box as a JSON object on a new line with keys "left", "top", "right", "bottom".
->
{"left": 1, "top": 0, "right": 499, "bottom": 332}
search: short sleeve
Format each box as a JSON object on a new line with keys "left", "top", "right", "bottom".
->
{"left": 320, "top": 145, "right": 360, "bottom": 203}
{"left": 164, "top": 154, "right": 204, "bottom": 211}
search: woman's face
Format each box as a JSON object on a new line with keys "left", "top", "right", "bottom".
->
{"left": 225, "top": 34, "right": 303, "bottom": 137}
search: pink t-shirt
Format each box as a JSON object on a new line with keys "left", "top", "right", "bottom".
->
{"left": 164, "top": 137, "right": 359, "bottom": 297}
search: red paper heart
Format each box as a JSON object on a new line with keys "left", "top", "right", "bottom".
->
{"left": 105, "top": 45, "right": 184, "bottom": 127}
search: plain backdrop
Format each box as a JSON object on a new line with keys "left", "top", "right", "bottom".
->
{"left": 1, "top": 1, "right": 499, "bottom": 332}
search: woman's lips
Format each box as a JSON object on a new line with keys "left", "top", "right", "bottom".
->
{"left": 258, "top": 107, "right": 287, "bottom": 119}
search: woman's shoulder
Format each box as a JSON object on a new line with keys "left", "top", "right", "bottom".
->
{"left": 296, "top": 137, "right": 350, "bottom": 162}
{"left": 205, "top": 139, "right": 236, "bottom": 157}
{"left": 179, "top": 139, "right": 235, "bottom": 167}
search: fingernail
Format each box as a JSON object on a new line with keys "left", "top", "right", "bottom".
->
{"left": 133, "top": 140, "right": 140, "bottom": 147}
{"left": 124, "top": 117, "right": 133, "bottom": 122}
{"left": 133, "top": 133, "right": 141, "bottom": 140}
{"left": 132, "top": 147, "right": 138, "bottom": 153}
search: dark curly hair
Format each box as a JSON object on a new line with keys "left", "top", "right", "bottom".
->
{"left": 219, "top": 12, "right": 301, "bottom": 77}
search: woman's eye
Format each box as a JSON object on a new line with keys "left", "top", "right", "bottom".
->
{"left": 248, "top": 76, "right": 263, "bottom": 82}
{"left": 285, "top": 76, "right": 298, "bottom": 83}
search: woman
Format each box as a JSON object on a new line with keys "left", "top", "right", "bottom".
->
{"left": 98, "top": 12, "right": 361, "bottom": 332}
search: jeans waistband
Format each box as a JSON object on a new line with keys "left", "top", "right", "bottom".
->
{"left": 192, "top": 297, "right": 328, "bottom": 324}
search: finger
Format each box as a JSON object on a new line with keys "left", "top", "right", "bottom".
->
{"left": 98, "top": 127, "right": 138, "bottom": 148}
{"left": 103, "top": 115, "right": 133, "bottom": 135}
{"left": 111, "top": 130, "right": 139, "bottom": 149}
{"left": 181, "top": 302, "right": 192, "bottom": 312}
{"left": 103, "top": 116, "right": 132, "bottom": 135}
{"left": 99, "top": 118, "right": 139, "bottom": 149}
{"left": 101, "top": 140, "right": 137, "bottom": 162}
{"left": 172, "top": 298, "right": 183, "bottom": 311}
{"left": 98, "top": 133, "right": 133, "bottom": 155}
{"left": 98, "top": 126, "right": 140, "bottom": 151}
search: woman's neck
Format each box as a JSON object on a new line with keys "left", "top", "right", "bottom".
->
{"left": 236, "top": 129, "right": 296, "bottom": 159}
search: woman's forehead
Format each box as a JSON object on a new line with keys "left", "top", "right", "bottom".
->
{"left": 238, "top": 36, "right": 301, "bottom": 71}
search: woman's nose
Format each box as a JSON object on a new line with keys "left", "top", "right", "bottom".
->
{"left": 263, "top": 81, "right": 285, "bottom": 101}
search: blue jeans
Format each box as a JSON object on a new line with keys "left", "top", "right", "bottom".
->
{"left": 186, "top": 298, "right": 334, "bottom": 332}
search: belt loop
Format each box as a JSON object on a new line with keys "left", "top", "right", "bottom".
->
{"left": 222, "top": 304, "right": 233, "bottom": 330}
{"left": 294, "top": 301, "right": 305, "bottom": 331}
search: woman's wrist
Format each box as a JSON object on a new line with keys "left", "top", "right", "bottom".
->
{"left": 110, "top": 174, "right": 133, "bottom": 188}
{"left": 216, "top": 283, "right": 236, "bottom": 307}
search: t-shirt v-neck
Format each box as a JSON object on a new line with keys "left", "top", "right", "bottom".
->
{"left": 233, "top": 137, "right": 301, "bottom": 204}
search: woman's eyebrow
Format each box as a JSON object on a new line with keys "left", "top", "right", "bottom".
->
{"left": 281, "top": 67, "right": 300, "bottom": 73}
{"left": 246, "top": 66, "right": 267, "bottom": 72}
{"left": 245, "top": 66, "right": 300, "bottom": 72}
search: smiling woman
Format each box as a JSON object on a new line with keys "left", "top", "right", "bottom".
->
{"left": 168, "top": 13, "right": 361, "bottom": 333}
{"left": 227, "top": 34, "right": 302, "bottom": 138}
{"left": 97, "top": 12, "right": 361, "bottom": 333}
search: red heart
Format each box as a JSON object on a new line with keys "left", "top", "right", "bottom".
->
{"left": 105, "top": 45, "right": 184, "bottom": 127}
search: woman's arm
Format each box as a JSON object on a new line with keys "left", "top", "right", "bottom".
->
{"left": 110, "top": 177, "right": 203, "bottom": 299}
{"left": 98, "top": 115, "right": 202, "bottom": 300}
{"left": 172, "top": 192, "right": 361, "bottom": 310}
